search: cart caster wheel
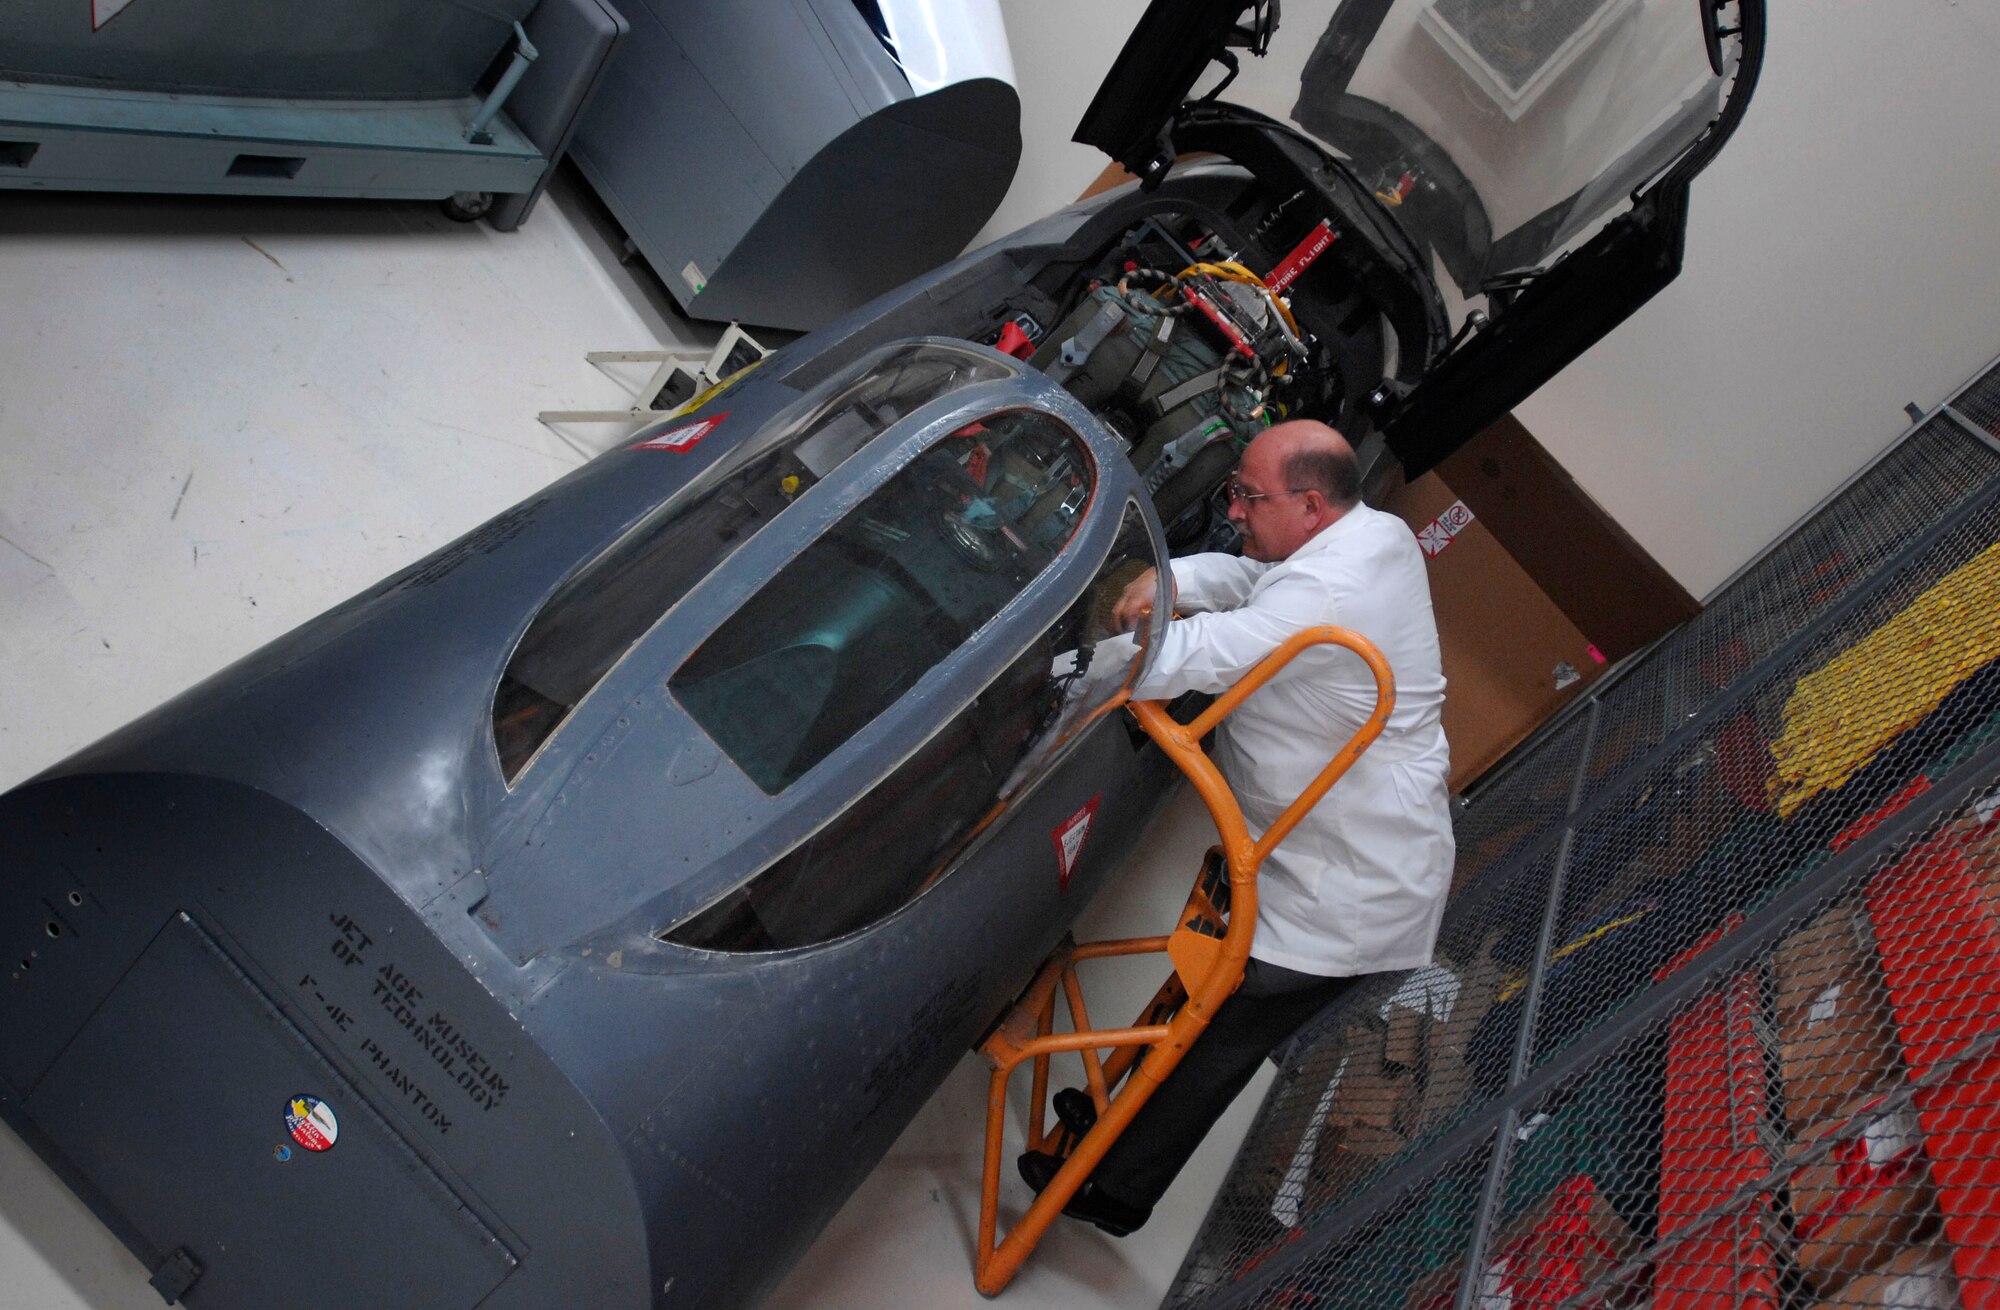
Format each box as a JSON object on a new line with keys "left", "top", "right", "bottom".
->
{"left": 442, "top": 191, "right": 494, "bottom": 223}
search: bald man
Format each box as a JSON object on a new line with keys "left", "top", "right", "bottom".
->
{"left": 1021, "top": 420, "right": 1453, "bottom": 1235}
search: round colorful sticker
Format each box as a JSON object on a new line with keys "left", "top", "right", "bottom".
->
{"left": 285, "top": 1096, "right": 339, "bottom": 1152}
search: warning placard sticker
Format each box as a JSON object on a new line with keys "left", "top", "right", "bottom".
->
{"left": 1416, "top": 500, "right": 1475, "bottom": 558}
{"left": 632, "top": 412, "right": 728, "bottom": 453}
{"left": 1052, "top": 795, "right": 1102, "bottom": 893}
{"left": 285, "top": 1095, "right": 340, "bottom": 1152}
{"left": 1266, "top": 219, "right": 1338, "bottom": 295}
{"left": 92, "top": 0, "right": 141, "bottom": 30}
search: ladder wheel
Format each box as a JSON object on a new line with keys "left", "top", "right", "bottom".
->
{"left": 442, "top": 191, "right": 494, "bottom": 223}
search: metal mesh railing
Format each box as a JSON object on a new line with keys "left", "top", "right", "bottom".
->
{"left": 1584, "top": 415, "right": 2000, "bottom": 795}
{"left": 1448, "top": 714, "right": 1592, "bottom": 896}
{"left": 1176, "top": 765, "right": 2000, "bottom": 1310}
{"left": 1440, "top": 415, "right": 2000, "bottom": 911}
{"left": 1170, "top": 1130, "right": 1497, "bottom": 1310}
{"left": 1948, "top": 355, "right": 2000, "bottom": 440}
{"left": 1528, "top": 502, "right": 2000, "bottom": 1076}
{"left": 1230, "top": 848, "right": 1559, "bottom": 1234}
{"left": 1169, "top": 389, "right": 2000, "bottom": 1309}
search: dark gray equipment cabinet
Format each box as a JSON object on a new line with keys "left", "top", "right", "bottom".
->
{"left": 0, "top": 0, "right": 627, "bottom": 228}
{"left": 570, "top": 0, "right": 1021, "bottom": 331}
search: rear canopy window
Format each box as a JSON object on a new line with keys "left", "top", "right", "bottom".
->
{"left": 493, "top": 342, "right": 1015, "bottom": 781}
{"left": 670, "top": 409, "right": 1092, "bottom": 794}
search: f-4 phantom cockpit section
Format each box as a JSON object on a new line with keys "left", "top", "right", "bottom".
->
{"left": 0, "top": 1, "right": 1762, "bottom": 1307}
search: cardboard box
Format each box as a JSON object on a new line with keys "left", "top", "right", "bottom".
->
{"left": 1264, "top": 1089, "right": 1406, "bottom": 1228}
{"left": 1336, "top": 1121, "right": 1406, "bottom": 1156}
{"left": 1383, "top": 469, "right": 1607, "bottom": 791}
{"left": 1774, "top": 906, "right": 1871, "bottom": 1028}
{"left": 1809, "top": 1243, "right": 1962, "bottom": 1310}
{"left": 1772, "top": 906, "right": 1906, "bottom": 1134}
{"left": 1384, "top": 1000, "right": 1432, "bottom": 1072}
{"left": 1413, "top": 952, "right": 1506, "bottom": 1135}
{"left": 1385, "top": 999, "right": 1427, "bottom": 1070}
{"left": 1336, "top": 952, "right": 1508, "bottom": 1139}
{"left": 1381, "top": 960, "right": 1476, "bottom": 1071}
{"left": 1380, "top": 417, "right": 1701, "bottom": 792}
{"left": 1326, "top": 1023, "right": 1420, "bottom": 1137}
{"left": 1314, "top": 1122, "right": 1404, "bottom": 1200}
{"left": 1781, "top": 1013, "right": 1906, "bottom": 1137}
{"left": 1789, "top": 1094, "right": 1941, "bottom": 1293}
{"left": 1429, "top": 416, "right": 1700, "bottom": 669}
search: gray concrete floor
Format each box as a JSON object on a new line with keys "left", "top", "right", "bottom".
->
{"left": 0, "top": 174, "right": 1257, "bottom": 1310}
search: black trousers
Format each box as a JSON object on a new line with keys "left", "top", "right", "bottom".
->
{"left": 1091, "top": 957, "right": 1361, "bottom": 1211}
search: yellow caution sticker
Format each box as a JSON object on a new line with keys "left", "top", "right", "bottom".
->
{"left": 673, "top": 356, "right": 767, "bottom": 419}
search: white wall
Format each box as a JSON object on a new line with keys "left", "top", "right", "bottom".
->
{"left": 985, "top": 0, "right": 2000, "bottom": 597}
{"left": 1514, "top": 0, "right": 2000, "bottom": 595}
{"left": 969, "top": 0, "right": 1150, "bottom": 250}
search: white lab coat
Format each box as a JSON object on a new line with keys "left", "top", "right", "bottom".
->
{"left": 1110, "top": 504, "right": 1454, "bottom": 977}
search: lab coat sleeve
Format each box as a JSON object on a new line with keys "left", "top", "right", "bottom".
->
{"left": 1168, "top": 552, "right": 1273, "bottom": 615}
{"left": 1131, "top": 567, "right": 1330, "bottom": 701}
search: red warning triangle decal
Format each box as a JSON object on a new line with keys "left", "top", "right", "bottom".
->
{"left": 632, "top": 412, "right": 728, "bottom": 453}
{"left": 1052, "top": 794, "right": 1101, "bottom": 893}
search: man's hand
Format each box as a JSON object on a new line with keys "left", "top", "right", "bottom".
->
{"left": 1112, "top": 567, "right": 1170, "bottom": 634}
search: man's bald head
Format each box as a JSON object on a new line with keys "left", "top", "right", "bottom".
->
{"left": 1228, "top": 420, "right": 1361, "bottom": 561}
{"left": 1265, "top": 420, "right": 1361, "bottom": 510}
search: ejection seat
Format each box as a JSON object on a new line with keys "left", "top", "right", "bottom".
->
{"left": 972, "top": 625, "right": 1397, "bottom": 1294}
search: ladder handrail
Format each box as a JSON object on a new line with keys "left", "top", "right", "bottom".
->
{"left": 1135, "top": 623, "right": 1399, "bottom": 873}
{"left": 974, "top": 623, "right": 1396, "bottom": 1295}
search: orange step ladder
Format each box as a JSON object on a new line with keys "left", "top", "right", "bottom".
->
{"left": 972, "top": 625, "right": 1396, "bottom": 1295}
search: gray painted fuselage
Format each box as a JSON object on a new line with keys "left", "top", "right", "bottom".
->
{"left": 0, "top": 233, "right": 1188, "bottom": 1308}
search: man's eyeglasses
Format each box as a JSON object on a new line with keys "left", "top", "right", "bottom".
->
{"left": 1225, "top": 474, "right": 1314, "bottom": 504}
